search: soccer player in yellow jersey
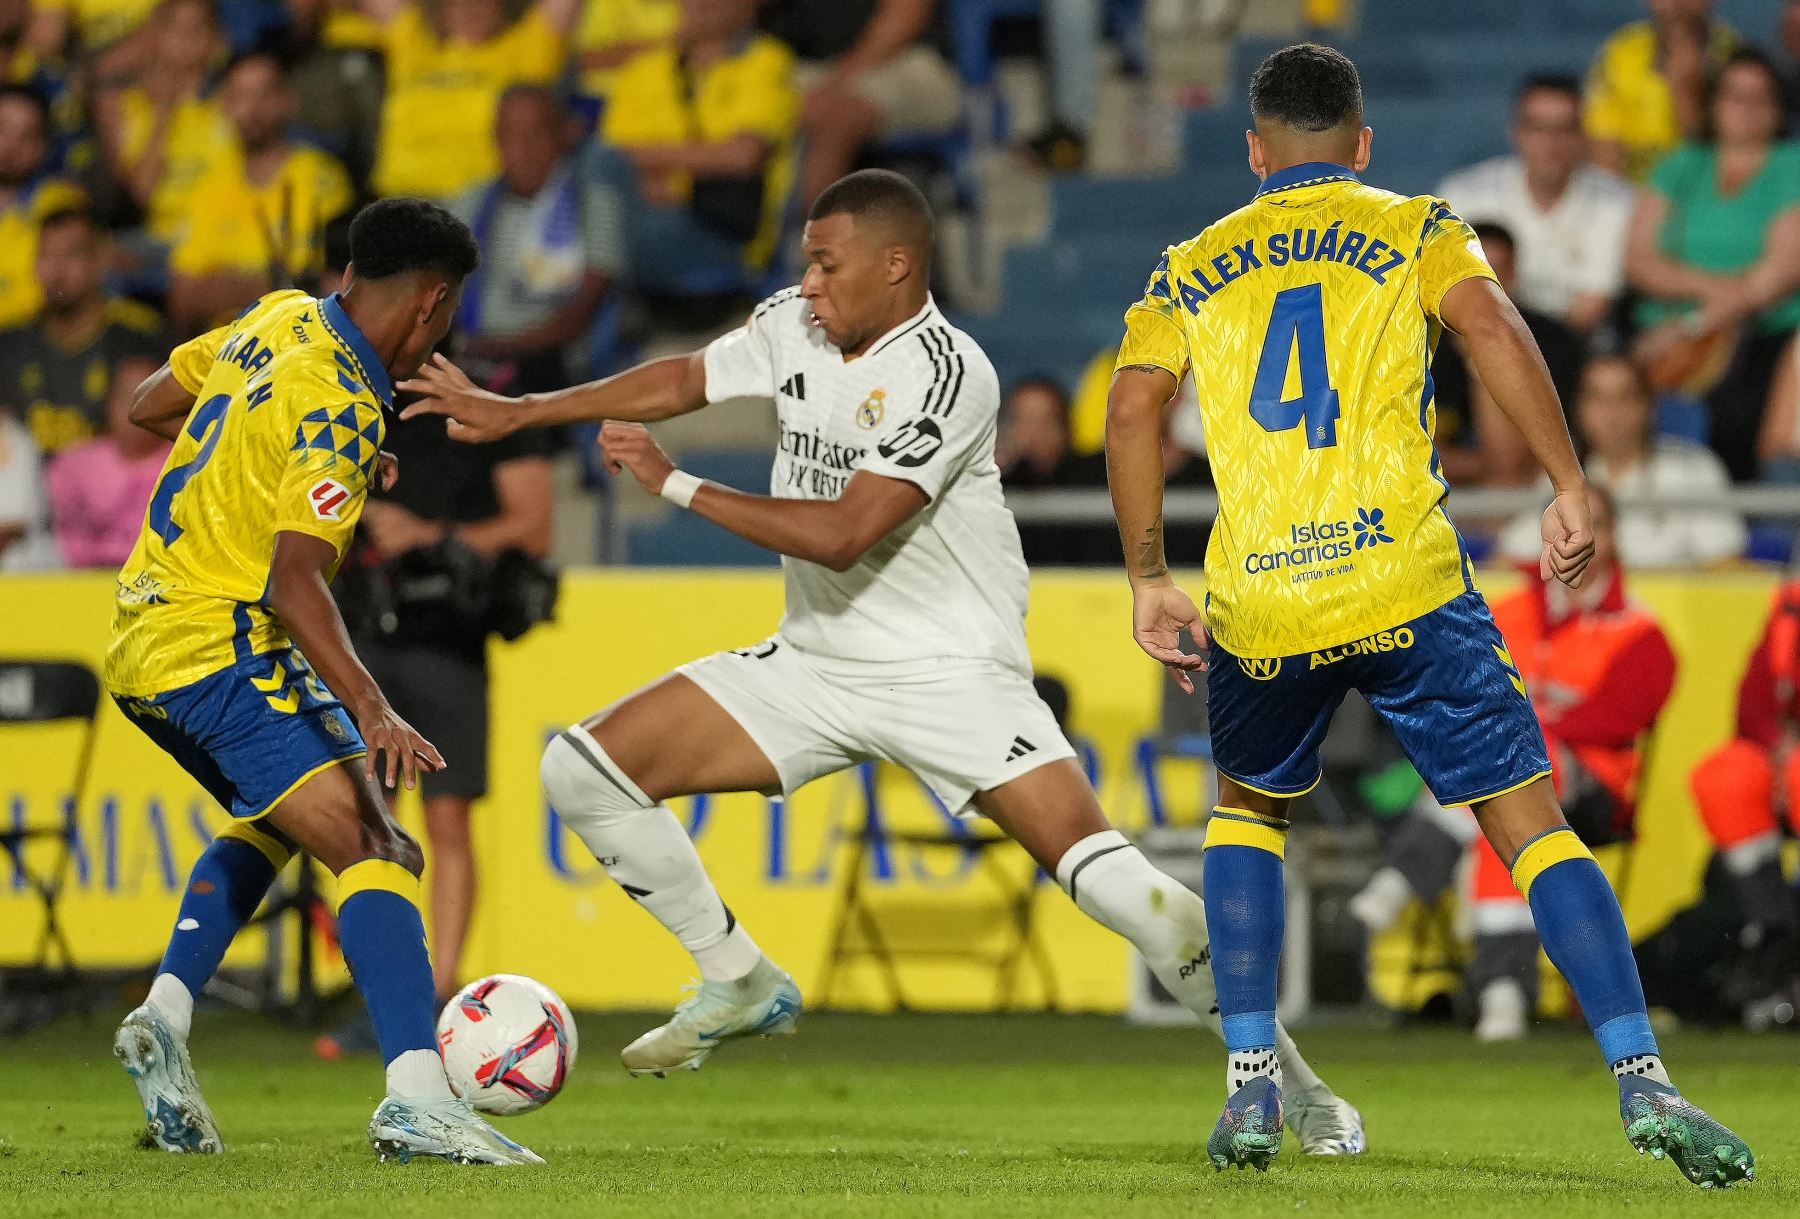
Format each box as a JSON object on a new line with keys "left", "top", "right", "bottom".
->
{"left": 1107, "top": 45, "right": 1754, "bottom": 1185}
{"left": 105, "top": 199, "right": 538, "bottom": 1166}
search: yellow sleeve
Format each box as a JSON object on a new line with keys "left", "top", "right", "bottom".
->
{"left": 381, "top": 5, "right": 431, "bottom": 79}
{"left": 271, "top": 396, "right": 383, "bottom": 552}
{"left": 1116, "top": 253, "right": 1190, "bottom": 378}
{"left": 725, "top": 40, "right": 798, "bottom": 142}
{"left": 315, "top": 155, "right": 354, "bottom": 222}
{"left": 168, "top": 321, "right": 233, "bottom": 393}
{"left": 167, "top": 184, "right": 232, "bottom": 276}
{"left": 1582, "top": 35, "right": 1630, "bottom": 142}
{"left": 504, "top": 5, "right": 568, "bottom": 80}
{"left": 1416, "top": 199, "right": 1497, "bottom": 321}
{"left": 601, "top": 51, "right": 676, "bottom": 146}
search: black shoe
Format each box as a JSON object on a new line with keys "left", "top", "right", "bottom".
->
{"left": 1024, "top": 121, "right": 1087, "bottom": 173}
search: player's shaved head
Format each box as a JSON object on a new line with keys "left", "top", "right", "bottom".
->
{"left": 808, "top": 169, "right": 935, "bottom": 262}
{"left": 1245, "top": 44, "right": 1372, "bottom": 183}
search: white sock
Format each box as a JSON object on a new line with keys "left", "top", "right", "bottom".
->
{"left": 1229, "top": 1048, "right": 1283, "bottom": 1094}
{"left": 1613, "top": 1053, "right": 1673, "bottom": 1088}
{"left": 146, "top": 973, "right": 194, "bottom": 1041}
{"left": 386, "top": 1048, "right": 454, "bottom": 1100}
{"left": 1275, "top": 1025, "right": 1322, "bottom": 1093}
{"left": 542, "top": 731, "right": 762, "bottom": 982}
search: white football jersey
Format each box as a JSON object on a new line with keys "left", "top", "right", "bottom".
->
{"left": 702, "top": 289, "right": 1032, "bottom": 674}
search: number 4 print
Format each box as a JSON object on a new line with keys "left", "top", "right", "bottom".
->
{"left": 1250, "top": 283, "right": 1341, "bottom": 449}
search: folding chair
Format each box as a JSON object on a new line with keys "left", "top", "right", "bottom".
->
{"left": 817, "top": 761, "right": 1067, "bottom": 1012}
{"left": 0, "top": 659, "right": 103, "bottom": 1027}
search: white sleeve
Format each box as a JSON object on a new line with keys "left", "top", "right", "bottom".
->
{"left": 701, "top": 289, "right": 796, "bottom": 403}
{"left": 861, "top": 356, "right": 999, "bottom": 502}
{"left": 0, "top": 418, "right": 43, "bottom": 524}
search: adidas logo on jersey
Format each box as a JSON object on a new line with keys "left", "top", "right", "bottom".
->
{"left": 779, "top": 373, "right": 806, "bottom": 400}
{"left": 1005, "top": 736, "right": 1036, "bottom": 762}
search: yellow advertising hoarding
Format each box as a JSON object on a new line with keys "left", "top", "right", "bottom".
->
{"left": 0, "top": 568, "right": 1775, "bottom": 1011}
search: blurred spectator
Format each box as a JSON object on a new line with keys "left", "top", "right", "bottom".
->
{"left": 574, "top": 0, "right": 678, "bottom": 107}
{"left": 1626, "top": 47, "right": 1800, "bottom": 481}
{"left": 996, "top": 375, "right": 1108, "bottom": 566}
{"left": 0, "top": 84, "right": 84, "bottom": 329}
{"left": 759, "top": 0, "right": 960, "bottom": 209}
{"left": 1759, "top": 332, "right": 1800, "bottom": 477}
{"left": 1024, "top": 0, "right": 1101, "bottom": 174}
{"left": 321, "top": 382, "right": 554, "bottom": 1052}
{"left": 94, "top": 0, "right": 230, "bottom": 282}
{"left": 1687, "top": 578, "right": 1800, "bottom": 1026}
{"left": 1432, "top": 222, "right": 1585, "bottom": 489}
{"left": 0, "top": 208, "right": 163, "bottom": 456}
{"left": 601, "top": 0, "right": 797, "bottom": 298}
{"left": 1437, "top": 75, "right": 1634, "bottom": 335}
{"left": 1777, "top": 0, "right": 1800, "bottom": 126}
{"left": 1585, "top": 0, "right": 1737, "bottom": 182}
{"left": 43, "top": 352, "right": 165, "bottom": 567}
{"left": 1498, "top": 354, "right": 1744, "bottom": 568}
{"left": 452, "top": 85, "right": 622, "bottom": 395}
{"left": 0, "top": 404, "right": 55, "bottom": 567}
{"left": 284, "top": 0, "right": 387, "bottom": 192}
{"left": 1358, "top": 488, "right": 1677, "bottom": 1040}
{"left": 366, "top": 0, "right": 578, "bottom": 203}
{"left": 1, "top": 0, "right": 80, "bottom": 166}
{"left": 168, "top": 50, "right": 353, "bottom": 333}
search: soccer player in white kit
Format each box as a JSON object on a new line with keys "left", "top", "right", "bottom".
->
{"left": 400, "top": 170, "right": 1363, "bottom": 1155}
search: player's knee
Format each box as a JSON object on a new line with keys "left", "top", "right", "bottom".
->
{"left": 372, "top": 824, "right": 425, "bottom": 877}
{"left": 1690, "top": 739, "right": 1777, "bottom": 848}
{"left": 541, "top": 730, "right": 654, "bottom": 832}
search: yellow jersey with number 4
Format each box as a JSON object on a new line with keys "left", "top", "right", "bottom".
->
{"left": 105, "top": 290, "right": 393, "bottom": 697}
{"left": 1117, "top": 162, "right": 1497, "bottom": 659}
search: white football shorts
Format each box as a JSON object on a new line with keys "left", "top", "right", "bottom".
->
{"left": 678, "top": 636, "right": 1076, "bottom": 814}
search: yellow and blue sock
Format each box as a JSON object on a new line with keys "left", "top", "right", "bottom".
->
{"left": 149, "top": 821, "right": 291, "bottom": 1040}
{"left": 335, "top": 859, "right": 451, "bottom": 1098}
{"left": 1202, "top": 807, "right": 1289, "bottom": 1094}
{"left": 1512, "top": 827, "right": 1671, "bottom": 1087}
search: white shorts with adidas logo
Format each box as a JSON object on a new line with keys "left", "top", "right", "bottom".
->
{"left": 677, "top": 636, "right": 1076, "bottom": 815}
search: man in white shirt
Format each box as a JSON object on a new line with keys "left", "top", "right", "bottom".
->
{"left": 0, "top": 410, "right": 59, "bottom": 570}
{"left": 1437, "top": 74, "right": 1636, "bottom": 335}
{"left": 401, "top": 169, "right": 1365, "bottom": 1156}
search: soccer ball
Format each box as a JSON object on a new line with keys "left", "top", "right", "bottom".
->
{"left": 437, "top": 974, "right": 578, "bottom": 1115}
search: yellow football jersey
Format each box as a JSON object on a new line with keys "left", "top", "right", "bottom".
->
{"left": 1118, "top": 162, "right": 1497, "bottom": 659}
{"left": 105, "top": 290, "right": 391, "bottom": 697}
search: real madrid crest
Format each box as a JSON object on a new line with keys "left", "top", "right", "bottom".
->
{"left": 856, "top": 388, "right": 886, "bottom": 429}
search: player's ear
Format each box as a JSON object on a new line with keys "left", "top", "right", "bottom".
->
{"left": 1351, "top": 126, "right": 1373, "bottom": 172}
{"left": 1245, "top": 129, "right": 1266, "bottom": 178}
{"left": 887, "top": 244, "right": 910, "bottom": 287}
{"left": 418, "top": 279, "right": 451, "bottom": 324}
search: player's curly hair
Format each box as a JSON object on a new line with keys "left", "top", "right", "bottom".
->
{"left": 347, "top": 198, "right": 480, "bottom": 283}
{"left": 1249, "top": 43, "right": 1362, "bottom": 134}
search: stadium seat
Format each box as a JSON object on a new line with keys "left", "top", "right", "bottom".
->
{"left": 623, "top": 449, "right": 781, "bottom": 567}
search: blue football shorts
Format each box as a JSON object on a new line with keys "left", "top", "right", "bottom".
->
{"left": 114, "top": 648, "right": 367, "bottom": 820}
{"left": 1206, "top": 591, "right": 1551, "bottom": 807}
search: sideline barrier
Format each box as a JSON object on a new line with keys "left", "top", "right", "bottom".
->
{"left": 0, "top": 568, "right": 1774, "bottom": 1010}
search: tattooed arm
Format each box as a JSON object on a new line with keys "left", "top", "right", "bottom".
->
{"left": 1107, "top": 365, "right": 1207, "bottom": 691}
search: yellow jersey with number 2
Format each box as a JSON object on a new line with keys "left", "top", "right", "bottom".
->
{"left": 105, "top": 290, "right": 392, "bottom": 698}
{"left": 1117, "top": 162, "right": 1498, "bottom": 660}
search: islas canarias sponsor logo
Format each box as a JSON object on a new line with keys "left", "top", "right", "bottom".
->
{"left": 1244, "top": 506, "right": 1393, "bottom": 575}
{"left": 1309, "top": 626, "right": 1416, "bottom": 669}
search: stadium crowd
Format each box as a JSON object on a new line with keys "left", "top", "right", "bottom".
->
{"left": 0, "top": 0, "right": 1796, "bottom": 1038}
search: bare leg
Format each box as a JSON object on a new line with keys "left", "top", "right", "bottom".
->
{"left": 421, "top": 795, "right": 475, "bottom": 999}
{"left": 797, "top": 83, "right": 882, "bottom": 210}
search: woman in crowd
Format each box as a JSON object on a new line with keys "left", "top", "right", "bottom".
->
{"left": 1626, "top": 47, "right": 1800, "bottom": 482}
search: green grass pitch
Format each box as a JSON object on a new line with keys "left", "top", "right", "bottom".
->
{"left": 4, "top": 1010, "right": 1795, "bottom": 1216}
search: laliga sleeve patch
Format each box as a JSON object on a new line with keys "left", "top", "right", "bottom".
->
{"left": 876, "top": 417, "right": 944, "bottom": 468}
{"left": 308, "top": 476, "right": 351, "bottom": 521}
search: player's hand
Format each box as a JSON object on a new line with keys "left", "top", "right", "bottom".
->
{"left": 599, "top": 421, "right": 676, "bottom": 493}
{"left": 1132, "top": 581, "right": 1208, "bottom": 694}
{"left": 398, "top": 354, "right": 522, "bottom": 444}
{"left": 357, "top": 700, "right": 445, "bottom": 791}
{"left": 1540, "top": 488, "right": 1595, "bottom": 589}
{"left": 377, "top": 449, "right": 399, "bottom": 492}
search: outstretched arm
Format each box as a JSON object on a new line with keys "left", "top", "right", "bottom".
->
{"left": 1107, "top": 364, "right": 1207, "bottom": 692}
{"left": 601, "top": 422, "right": 927, "bottom": 572}
{"left": 399, "top": 351, "right": 710, "bottom": 442}
{"left": 1439, "top": 275, "right": 1594, "bottom": 587}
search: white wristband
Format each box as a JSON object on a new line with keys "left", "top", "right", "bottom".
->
{"left": 659, "top": 469, "right": 704, "bottom": 509}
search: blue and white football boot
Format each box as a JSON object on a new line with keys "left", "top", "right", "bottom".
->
{"left": 621, "top": 956, "right": 801, "bottom": 1077}
{"left": 1285, "top": 1083, "right": 1366, "bottom": 1156}
{"left": 1208, "top": 1076, "right": 1284, "bottom": 1172}
{"left": 1620, "top": 1076, "right": 1754, "bottom": 1189}
{"left": 369, "top": 1096, "right": 545, "bottom": 1165}
{"left": 113, "top": 1005, "right": 223, "bottom": 1154}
